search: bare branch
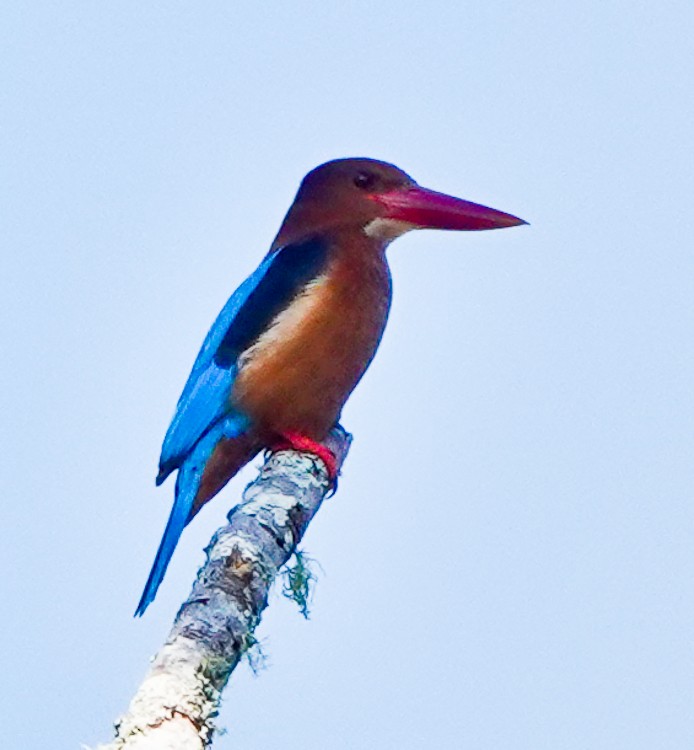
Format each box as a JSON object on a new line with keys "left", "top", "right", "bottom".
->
{"left": 98, "top": 426, "right": 352, "bottom": 750}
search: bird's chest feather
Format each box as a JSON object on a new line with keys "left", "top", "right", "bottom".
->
{"left": 232, "top": 252, "right": 391, "bottom": 438}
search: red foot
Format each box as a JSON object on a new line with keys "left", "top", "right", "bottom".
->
{"left": 270, "top": 431, "right": 338, "bottom": 480}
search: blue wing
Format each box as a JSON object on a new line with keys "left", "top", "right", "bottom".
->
{"left": 156, "top": 237, "right": 330, "bottom": 483}
{"left": 156, "top": 252, "right": 279, "bottom": 483}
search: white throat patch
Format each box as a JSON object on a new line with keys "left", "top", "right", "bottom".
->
{"left": 363, "top": 218, "right": 416, "bottom": 241}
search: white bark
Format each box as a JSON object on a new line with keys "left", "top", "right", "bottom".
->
{"left": 98, "top": 426, "right": 351, "bottom": 750}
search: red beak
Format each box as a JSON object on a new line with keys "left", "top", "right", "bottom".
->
{"left": 371, "top": 186, "right": 527, "bottom": 231}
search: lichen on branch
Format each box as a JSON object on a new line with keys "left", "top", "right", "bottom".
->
{"left": 97, "top": 426, "right": 351, "bottom": 750}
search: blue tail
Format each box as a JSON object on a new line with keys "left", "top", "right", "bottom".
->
{"left": 135, "top": 467, "right": 197, "bottom": 617}
{"left": 135, "top": 415, "right": 248, "bottom": 616}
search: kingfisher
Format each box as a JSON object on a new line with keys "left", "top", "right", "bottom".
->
{"left": 136, "top": 157, "right": 526, "bottom": 615}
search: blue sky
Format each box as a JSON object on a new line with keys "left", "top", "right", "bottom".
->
{"left": 2, "top": 2, "right": 693, "bottom": 748}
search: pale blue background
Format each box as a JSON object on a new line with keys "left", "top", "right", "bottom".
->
{"left": 2, "top": 2, "right": 693, "bottom": 748}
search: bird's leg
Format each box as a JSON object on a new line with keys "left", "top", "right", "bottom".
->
{"left": 270, "top": 431, "right": 339, "bottom": 481}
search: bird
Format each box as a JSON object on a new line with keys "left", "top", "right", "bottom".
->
{"left": 136, "top": 157, "right": 526, "bottom": 615}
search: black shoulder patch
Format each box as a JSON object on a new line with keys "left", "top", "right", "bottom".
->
{"left": 214, "top": 237, "right": 329, "bottom": 367}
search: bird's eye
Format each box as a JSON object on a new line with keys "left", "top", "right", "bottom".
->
{"left": 353, "top": 172, "right": 377, "bottom": 190}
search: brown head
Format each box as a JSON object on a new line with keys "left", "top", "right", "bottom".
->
{"left": 272, "top": 157, "right": 526, "bottom": 249}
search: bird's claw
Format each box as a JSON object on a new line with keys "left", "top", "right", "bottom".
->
{"left": 271, "top": 431, "right": 339, "bottom": 482}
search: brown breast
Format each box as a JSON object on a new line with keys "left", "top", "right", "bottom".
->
{"left": 231, "top": 235, "right": 392, "bottom": 440}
